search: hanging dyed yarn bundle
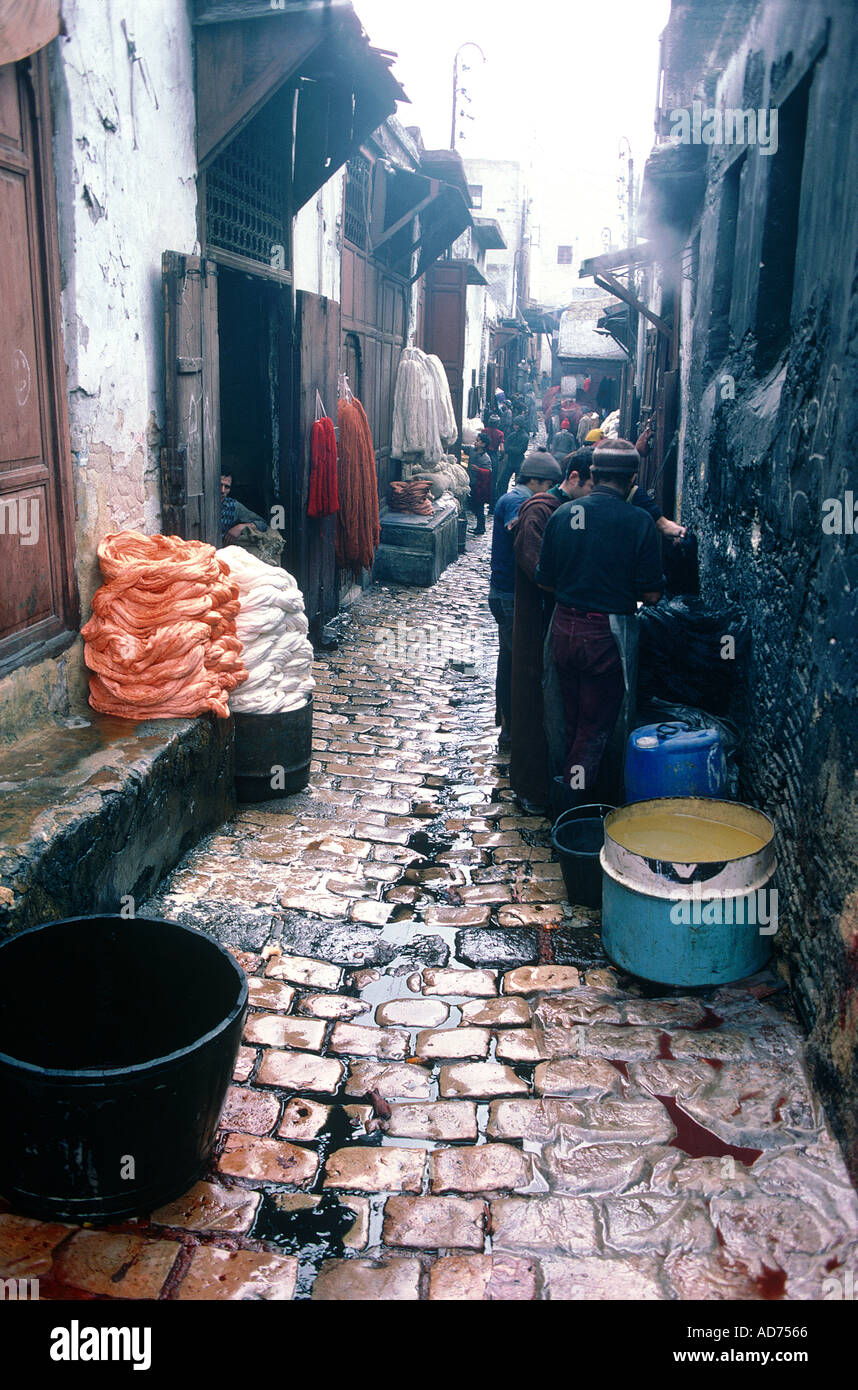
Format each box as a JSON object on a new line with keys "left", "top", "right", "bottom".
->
{"left": 217, "top": 546, "right": 315, "bottom": 714}
{"left": 335, "top": 393, "right": 381, "bottom": 577}
{"left": 307, "top": 392, "right": 339, "bottom": 518}
{"left": 424, "top": 353, "right": 457, "bottom": 449}
{"left": 82, "top": 531, "right": 247, "bottom": 719}
{"left": 391, "top": 347, "right": 444, "bottom": 464}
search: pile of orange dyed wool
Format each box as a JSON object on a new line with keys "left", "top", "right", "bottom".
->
{"left": 82, "top": 531, "right": 248, "bottom": 719}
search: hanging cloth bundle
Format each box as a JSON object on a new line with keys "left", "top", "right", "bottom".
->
{"left": 335, "top": 395, "right": 381, "bottom": 577}
{"left": 308, "top": 390, "right": 339, "bottom": 518}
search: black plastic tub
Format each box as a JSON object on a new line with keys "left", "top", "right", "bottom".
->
{"left": 0, "top": 915, "right": 247, "bottom": 1222}
{"left": 233, "top": 695, "right": 313, "bottom": 802}
{"left": 551, "top": 804, "right": 615, "bottom": 910}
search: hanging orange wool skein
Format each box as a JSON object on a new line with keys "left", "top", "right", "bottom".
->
{"left": 307, "top": 415, "right": 339, "bottom": 517}
{"left": 335, "top": 397, "right": 381, "bottom": 577}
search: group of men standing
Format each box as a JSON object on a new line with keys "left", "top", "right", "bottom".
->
{"left": 482, "top": 429, "right": 685, "bottom": 817}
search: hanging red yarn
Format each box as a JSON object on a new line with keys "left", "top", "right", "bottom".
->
{"left": 307, "top": 415, "right": 339, "bottom": 518}
{"left": 335, "top": 397, "right": 381, "bottom": 577}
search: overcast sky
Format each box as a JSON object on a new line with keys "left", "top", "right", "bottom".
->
{"left": 356, "top": 0, "right": 672, "bottom": 284}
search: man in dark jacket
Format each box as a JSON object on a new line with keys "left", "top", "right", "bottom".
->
{"left": 489, "top": 452, "right": 562, "bottom": 749}
{"left": 496, "top": 417, "right": 530, "bottom": 499}
{"left": 510, "top": 450, "right": 593, "bottom": 812}
{"left": 536, "top": 440, "right": 663, "bottom": 799}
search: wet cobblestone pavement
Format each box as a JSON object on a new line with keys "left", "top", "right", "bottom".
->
{"left": 3, "top": 528, "right": 858, "bottom": 1300}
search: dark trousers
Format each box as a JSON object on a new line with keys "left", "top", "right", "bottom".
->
{"left": 488, "top": 452, "right": 501, "bottom": 508}
{"left": 497, "top": 453, "right": 525, "bottom": 500}
{"left": 488, "top": 586, "right": 516, "bottom": 729}
{"left": 551, "top": 605, "right": 625, "bottom": 794}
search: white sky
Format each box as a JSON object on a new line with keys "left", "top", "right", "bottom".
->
{"left": 356, "top": 0, "right": 672, "bottom": 288}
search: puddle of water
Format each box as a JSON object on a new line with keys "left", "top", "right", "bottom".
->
{"left": 252, "top": 1191, "right": 355, "bottom": 1300}
{"left": 655, "top": 1093, "right": 763, "bottom": 1166}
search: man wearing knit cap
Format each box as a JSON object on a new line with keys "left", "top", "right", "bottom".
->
{"left": 536, "top": 438, "right": 663, "bottom": 805}
{"left": 489, "top": 452, "right": 563, "bottom": 750}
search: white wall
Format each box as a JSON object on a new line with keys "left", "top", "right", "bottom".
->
{"left": 49, "top": 0, "right": 198, "bottom": 619}
{"left": 464, "top": 158, "right": 526, "bottom": 318}
{"left": 293, "top": 173, "right": 345, "bottom": 302}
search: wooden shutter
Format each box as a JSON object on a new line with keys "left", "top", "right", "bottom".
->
{"left": 0, "top": 55, "right": 77, "bottom": 676}
{"left": 161, "top": 252, "right": 221, "bottom": 544}
{"left": 294, "top": 289, "right": 340, "bottom": 631}
{"left": 423, "top": 261, "right": 468, "bottom": 444}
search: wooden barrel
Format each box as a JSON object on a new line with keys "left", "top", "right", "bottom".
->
{"left": 233, "top": 696, "right": 314, "bottom": 803}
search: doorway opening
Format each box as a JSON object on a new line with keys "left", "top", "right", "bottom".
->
{"left": 217, "top": 268, "right": 294, "bottom": 564}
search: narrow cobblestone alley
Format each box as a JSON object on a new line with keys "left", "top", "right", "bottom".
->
{"left": 6, "top": 531, "right": 857, "bottom": 1303}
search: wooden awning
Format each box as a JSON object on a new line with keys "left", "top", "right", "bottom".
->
{"left": 378, "top": 168, "right": 472, "bottom": 284}
{"left": 194, "top": 0, "right": 407, "bottom": 209}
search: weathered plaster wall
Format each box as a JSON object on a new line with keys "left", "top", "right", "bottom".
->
{"left": 0, "top": 1, "right": 200, "bottom": 741}
{"left": 670, "top": 0, "right": 858, "bottom": 1179}
{"left": 293, "top": 173, "right": 345, "bottom": 304}
{"left": 463, "top": 281, "right": 489, "bottom": 423}
{"left": 463, "top": 158, "right": 526, "bottom": 318}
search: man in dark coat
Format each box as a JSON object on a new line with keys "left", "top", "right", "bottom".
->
{"left": 496, "top": 416, "right": 530, "bottom": 499}
{"left": 509, "top": 451, "right": 594, "bottom": 812}
{"left": 490, "top": 452, "right": 562, "bottom": 749}
{"left": 535, "top": 440, "right": 663, "bottom": 803}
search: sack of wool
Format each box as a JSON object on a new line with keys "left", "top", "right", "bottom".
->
{"left": 217, "top": 546, "right": 315, "bottom": 714}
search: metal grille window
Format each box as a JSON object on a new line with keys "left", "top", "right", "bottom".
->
{"left": 344, "top": 155, "right": 372, "bottom": 249}
{"left": 206, "top": 107, "right": 288, "bottom": 269}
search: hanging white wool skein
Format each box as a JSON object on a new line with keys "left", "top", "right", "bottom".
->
{"left": 392, "top": 346, "right": 443, "bottom": 464}
{"left": 217, "top": 547, "right": 315, "bottom": 714}
{"left": 425, "top": 354, "right": 458, "bottom": 448}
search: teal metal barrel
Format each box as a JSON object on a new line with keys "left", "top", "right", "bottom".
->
{"left": 600, "top": 798, "right": 776, "bottom": 986}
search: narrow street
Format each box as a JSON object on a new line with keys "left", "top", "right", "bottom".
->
{"left": 6, "top": 531, "right": 856, "bottom": 1302}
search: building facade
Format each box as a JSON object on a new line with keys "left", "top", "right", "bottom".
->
{"left": 643, "top": 0, "right": 858, "bottom": 1181}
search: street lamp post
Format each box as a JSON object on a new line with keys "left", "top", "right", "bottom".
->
{"left": 450, "top": 42, "right": 486, "bottom": 149}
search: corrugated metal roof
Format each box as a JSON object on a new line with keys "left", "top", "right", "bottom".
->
{"left": 557, "top": 313, "right": 628, "bottom": 361}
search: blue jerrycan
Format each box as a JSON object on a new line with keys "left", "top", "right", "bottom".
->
{"left": 624, "top": 721, "right": 726, "bottom": 803}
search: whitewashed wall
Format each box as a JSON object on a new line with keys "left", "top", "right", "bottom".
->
{"left": 293, "top": 173, "right": 345, "bottom": 302}
{"left": 49, "top": 0, "right": 198, "bottom": 618}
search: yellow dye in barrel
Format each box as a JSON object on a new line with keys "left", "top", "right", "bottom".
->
{"left": 610, "top": 810, "right": 766, "bottom": 861}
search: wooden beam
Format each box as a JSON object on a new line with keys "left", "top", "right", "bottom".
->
{"left": 595, "top": 270, "right": 671, "bottom": 339}
{"left": 207, "top": 246, "right": 293, "bottom": 286}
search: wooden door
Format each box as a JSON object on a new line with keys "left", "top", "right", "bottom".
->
{"left": 423, "top": 261, "right": 468, "bottom": 446}
{"left": 0, "top": 55, "right": 77, "bottom": 676}
{"left": 161, "top": 252, "right": 221, "bottom": 544}
{"left": 294, "top": 289, "right": 340, "bottom": 632}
